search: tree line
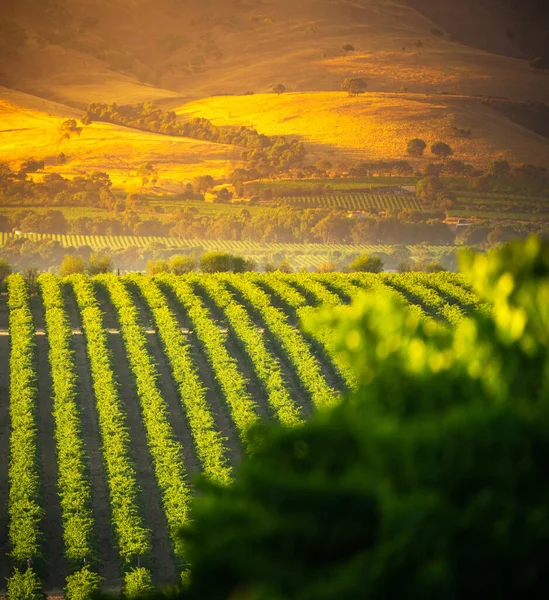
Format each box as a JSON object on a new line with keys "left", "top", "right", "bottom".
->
{"left": 83, "top": 102, "right": 306, "bottom": 178}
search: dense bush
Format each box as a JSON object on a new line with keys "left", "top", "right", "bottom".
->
{"left": 199, "top": 251, "right": 255, "bottom": 273}
{"left": 163, "top": 237, "right": 549, "bottom": 599}
{"left": 349, "top": 253, "right": 384, "bottom": 272}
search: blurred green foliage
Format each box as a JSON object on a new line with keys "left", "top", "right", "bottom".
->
{"left": 148, "top": 237, "right": 549, "bottom": 599}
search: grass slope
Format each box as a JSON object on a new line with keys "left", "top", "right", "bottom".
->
{"left": 0, "top": 87, "right": 243, "bottom": 191}
{"left": 176, "top": 91, "right": 549, "bottom": 168}
{"left": 2, "top": 0, "right": 549, "bottom": 105}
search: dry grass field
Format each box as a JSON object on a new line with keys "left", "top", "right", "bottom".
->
{"left": 0, "top": 88, "right": 243, "bottom": 192}
{"left": 176, "top": 92, "right": 549, "bottom": 169}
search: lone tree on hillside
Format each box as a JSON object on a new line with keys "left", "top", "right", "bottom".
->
{"left": 59, "top": 255, "right": 85, "bottom": 276}
{"left": 59, "top": 119, "right": 83, "bottom": 141}
{"left": 271, "top": 83, "right": 286, "bottom": 95}
{"left": 407, "top": 138, "right": 427, "bottom": 157}
{"left": 342, "top": 77, "right": 367, "bottom": 96}
{"left": 431, "top": 141, "right": 453, "bottom": 159}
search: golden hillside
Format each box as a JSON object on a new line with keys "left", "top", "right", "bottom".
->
{"left": 176, "top": 92, "right": 549, "bottom": 169}
{"left": 0, "top": 87, "right": 242, "bottom": 192}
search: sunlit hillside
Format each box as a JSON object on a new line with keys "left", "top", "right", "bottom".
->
{"left": 0, "top": 88, "right": 242, "bottom": 192}
{"left": 176, "top": 91, "right": 549, "bottom": 169}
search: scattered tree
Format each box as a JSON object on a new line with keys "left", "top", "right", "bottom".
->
{"left": 59, "top": 119, "right": 83, "bottom": 141}
{"left": 349, "top": 253, "right": 384, "bottom": 273}
{"left": 416, "top": 176, "right": 445, "bottom": 202}
{"left": 431, "top": 141, "right": 453, "bottom": 159}
{"left": 271, "top": 83, "right": 286, "bottom": 95}
{"left": 341, "top": 77, "right": 367, "bottom": 96}
{"left": 406, "top": 138, "right": 427, "bottom": 157}
{"left": 193, "top": 175, "right": 215, "bottom": 193}
{"left": 87, "top": 253, "right": 114, "bottom": 275}
{"left": 147, "top": 259, "right": 170, "bottom": 275}
{"left": 59, "top": 255, "right": 85, "bottom": 276}
{"left": 214, "top": 188, "right": 233, "bottom": 203}
{"left": 169, "top": 254, "right": 196, "bottom": 274}
{"left": 200, "top": 251, "right": 254, "bottom": 273}
{"left": 342, "top": 44, "right": 355, "bottom": 52}
{"left": 136, "top": 163, "right": 158, "bottom": 187}
{"left": 489, "top": 159, "right": 511, "bottom": 178}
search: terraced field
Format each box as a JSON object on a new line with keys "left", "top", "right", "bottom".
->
{"left": 0, "top": 272, "right": 483, "bottom": 596}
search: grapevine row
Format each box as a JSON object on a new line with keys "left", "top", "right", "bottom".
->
{"left": 98, "top": 274, "right": 191, "bottom": 558}
{"left": 384, "top": 274, "right": 464, "bottom": 325}
{"left": 346, "top": 273, "right": 430, "bottom": 323}
{"left": 258, "top": 275, "right": 357, "bottom": 390}
{"left": 158, "top": 274, "right": 260, "bottom": 447}
{"left": 37, "top": 274, "right": 96, "bottom": 573}
{"left": 225, "top": 276, "right": 338, "bottom": 410}
{"left": 69, "top": 275, "right": 151, "bottom": 567}
{"left": 127, "top": 274, "right": 232, "bottom": 485}
{"left": 415, "top": 273, "right": 491, "bottom": 317}
{"left": 6, "top": 275, "right": 42, "bottom": 592}
{"left": 197, "top": 276, "right": 303, "bottom": 427}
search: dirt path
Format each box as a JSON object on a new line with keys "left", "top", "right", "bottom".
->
{"left": 30, "top": 294, "right": 67, "bottom": 592}
{"left": 0, "top": 293, "right": 11, "bottom": 591}
{"left": 62, "top": 288, "right": 121, "bottom": 588}
{"left": 159, "top": 285, "right": 242, "bottom": 467}
{"left": 93, "top": 286, "right": 178, "bottom": 586}
{"left": 127, "top": 287, "right": 200, "bottom": 478}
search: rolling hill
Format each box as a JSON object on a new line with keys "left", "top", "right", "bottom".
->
{"left": 1, "top": 0, "right": 549, "bottom": 105}
{"left": 1, "top": 0, "right": 548, "bottom": 194}
{"left": 175, "top": 91, "right": 549, "bottom": 169}
{"left": 0, "top": 87, "right": 243, "bottom": 191}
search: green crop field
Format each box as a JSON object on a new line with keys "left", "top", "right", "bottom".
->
{"left": 278, "top": 193, "right": 423, "bottom": 211}
{"left": 249, "top": 177, "right": 420, "bottom": 193}
{"left": 0, "top": 271, "right": 485, "bottom": 595}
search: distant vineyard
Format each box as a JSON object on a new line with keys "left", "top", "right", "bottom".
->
{"left": 0, "top": 232, "right": 454, "bottom": 270}
{"left": 278, "top": 193, "right": 423, "bottom": 211}
{"left": 0, "top": 272, "right": 483, "bottom": 595}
